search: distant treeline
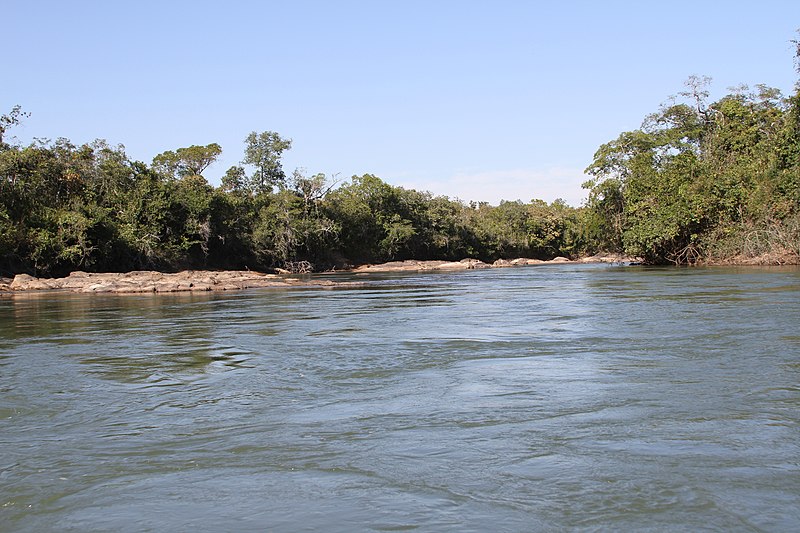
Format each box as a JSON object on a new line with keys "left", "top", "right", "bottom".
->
{"left": 0, "top": 121, "right": 586, "bottom": 276}
{"left": 1, "top": 54, "right": 799, "bottom": 275}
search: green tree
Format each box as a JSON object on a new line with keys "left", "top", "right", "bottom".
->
{"left": 0, "top": 105, "right": 29, "bottom": 148}
{"left": 324, "top": 174, "right": 395, "bottom": 262}
{"left": 152, "top": 143, "right": 222, "bottom": 180}
{"left": 220, "top": 165, "right": 248, "bottom": 194}
{"left": 242, "top": 131, "right": 292, "bottom": 193}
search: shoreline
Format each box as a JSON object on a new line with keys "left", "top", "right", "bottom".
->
{"left": 0, "top": 270, "right": 362, "bottom": 295}
{"left": 1, "top": 252, "right": 797, "bottom": 294}
{"left": 0, "top": 255, "right": 631, "bottom": 294}
{"left": 350, "top": 254, "right": 636, "bottom": 273}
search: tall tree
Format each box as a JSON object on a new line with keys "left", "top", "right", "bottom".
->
{"left": 242, "top": 131, "right": 292, "bottom": 193}
{"left": 152, "top": 143, "right": 222, "bottom": 179}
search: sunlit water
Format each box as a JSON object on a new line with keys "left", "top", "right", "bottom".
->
{"left": 1, "top": 264, "right": 799, "bottom": 532}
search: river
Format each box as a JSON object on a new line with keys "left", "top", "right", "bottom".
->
{"left": 1, "top": 264, "right": 799, "bottom": 531}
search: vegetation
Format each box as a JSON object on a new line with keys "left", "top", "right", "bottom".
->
{"left": 583, "top": 71, "right": 800, "bottom": 264}
{"left": 0, "top": 123, "right": 583, "bottom": 276}
{"left": 2, "top": 45, "right": 799, "bottom": 276}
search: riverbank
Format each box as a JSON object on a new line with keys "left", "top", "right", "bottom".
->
{"left": 0, "top": 254, "right": 639, "bottom": 294}
{"left": 701, "top": 250, "right": 800, "bottom": 266}
{"left": 351, "top": 253, "right": 636, "bottom": 273}
{"left": 1, "top": 252, "right": 796, "bottom": 294}
{"left": 0, "top": 270, "right": 358, "bottom": 294}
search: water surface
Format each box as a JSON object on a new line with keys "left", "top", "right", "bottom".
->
{"left": 1, "top": 264, "right": 799, "bottom": 531}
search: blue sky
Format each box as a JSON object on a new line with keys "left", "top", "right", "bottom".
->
{"left": 5, "top": 1, "right": 800, "bottom": 206}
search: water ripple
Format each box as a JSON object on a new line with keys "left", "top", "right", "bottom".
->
{"left": 1, "top": 265, "right": 799, "bottom": 531}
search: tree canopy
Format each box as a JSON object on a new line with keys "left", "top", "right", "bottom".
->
{"left": 583, "top": 75, "right": 799, "bottom": 264}
{"left": 152, "top": 143, "right": 222, "bottom": 179}
{"left": 2, "top": 41, "right": 799, "bottom": 275}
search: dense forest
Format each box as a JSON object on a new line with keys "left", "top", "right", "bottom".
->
{"left": 583, "top": 75, "right": 800, "bottom": 265}
{"left": 2, "top": 56, "right": 799, "bottom": 276}
{"left": 0, "top": 119, "right": 585, "bottom": 276}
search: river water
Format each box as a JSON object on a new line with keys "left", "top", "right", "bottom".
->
{"left": 1, "top": 264, "right": 799, "bottom": 532}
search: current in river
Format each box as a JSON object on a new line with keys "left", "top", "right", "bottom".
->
{"left": 1, "top": 264, "right": 799, "bottom": 531}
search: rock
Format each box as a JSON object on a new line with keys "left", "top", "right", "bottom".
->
{"left": 460, "top": 258, "right": 491, "bottom": 269}
{"left": 576, "top": 253, "right": 642, "bottom": 264}
{"left": 353, "top": 259, "right": 492, "bottom": 273}
{"left": 437, "top": 261, "right": 472, "bottom": 270}
{"left": 82, "top": 283, "right": 112, "bottom": 292}
{"left": 4, "top": 270, "right": 361, "bottom": 294}
{"left": 10, "top": 274, "right": 57, "bottom": 290}
{"left": 3, "top": 254, "right": 649, "bottom": 294}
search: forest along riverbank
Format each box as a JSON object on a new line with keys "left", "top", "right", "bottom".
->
{"left": 0, "top": 254, "right": 636, "bottom": 294}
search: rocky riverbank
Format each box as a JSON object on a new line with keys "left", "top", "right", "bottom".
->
{"left": 351, "top": 254, "right": 637, "bottom": 273}
{"left": 0, "top": 270, "right": 356, "bottom": 294}
{"left": 0, "top": 254, "right": 640, "bottom": 294}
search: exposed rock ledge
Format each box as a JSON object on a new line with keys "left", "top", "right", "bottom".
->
{"left": 352, "top": 254, "right": 637, "bottom": 273}
{"left": 1, "top": 270, "right": 355, "bottom": 294}
{"left": 353, "top": 258, "right": 493, "bottom": 273}
{"left": 0, "top": 255, "right": 641, "bottom": 293}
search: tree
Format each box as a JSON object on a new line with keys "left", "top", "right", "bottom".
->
{"left": 152, "top": 143, "right": 222, "bottom": 179}
{"left": 242, "top": 131, "right": 292, "bottom": 193}
{"left": 0, "top": 105, "right": 29, "bottom": 148}
{"left": 252, "top": 188, "right": 337, "bottom": 270}
{"left": 221, "top": 165, "right": 247, "bottom": 194}
{"left": 324, "top": 174, "right": 399, "bottom": 262}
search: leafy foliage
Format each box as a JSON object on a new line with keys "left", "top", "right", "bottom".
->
{"left": 583, "top": 73, "right": 800, "bottom": 264}
{"left": 152, "top": 143, "right": 222, "bottom": 180}
{"left": 5, "top": 45, "right": 800, "bottom": 275}
{"left": 242, "top": 131, "right": 292, "bottom": 194}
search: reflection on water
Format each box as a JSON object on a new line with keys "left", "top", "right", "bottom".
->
{"left": 1, "top": 265, "right": 799, "bottom": 532}
{"left": 4, "top": 292, "right": 260, "bottom": 383}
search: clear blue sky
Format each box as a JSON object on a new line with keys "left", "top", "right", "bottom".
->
{"left": 5, "top": 1, "right": 800, "bottom": 206}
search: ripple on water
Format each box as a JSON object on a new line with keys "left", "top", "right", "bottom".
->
{"left": 1, "top": 265, "right": 799, "bottom": 532}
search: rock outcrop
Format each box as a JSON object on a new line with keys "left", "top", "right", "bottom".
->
{"left": 2, "top": 255, "right": 646, "bottom": 294}
{"left": 6, "top": 270, "right": 354, "bottom": 294}
{"left": 352, "top": 258, "right": 491, "bottom": 273}
{"left": 576, "top": 253, "right": 641, "bottom": 264}
{"left": 353, "top": 255, "right": 639, "bottom": 273}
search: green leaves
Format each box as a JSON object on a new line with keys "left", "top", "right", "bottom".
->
{"left": 584, "top": 74, "right": 800, "bottom": 264}
{"left": 0, "top": 105, "right": 29, "bottom": 148}
{"left": 242, "top": 131, "right": 292, "bottom": 194}
{"left": 152, "top": 143, "right": 222, "bottom": 180}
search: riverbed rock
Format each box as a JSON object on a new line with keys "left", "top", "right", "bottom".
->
{"left": 353, "top": 259, "right": 491, "bottom": 273}
{"left": 511, "top": 258, "right": 546, "bottom": 266}
{"left": 576, "top": 253, "right": 640, "bottom": 264}
{"left": 4, "top": 253, "right": 650, "bottom": 295}
{"left": 10, "top": 274, "right": 59, "bottom": 291}
{"left": 5, "top": 270, "right": 363, "bottom": 294}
